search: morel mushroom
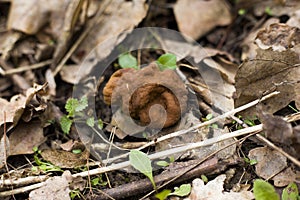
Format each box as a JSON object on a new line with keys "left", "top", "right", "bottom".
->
{"left": 103, "top": 63, "right": 188, "bottom": 129}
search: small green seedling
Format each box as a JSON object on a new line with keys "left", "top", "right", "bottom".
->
{"left": 129, "top": 149, "right": 156, "bottom": 190}
{"left": 244, "top": 157, "right": 258, "bottom": 165}
{"left": 156, "top": 53, "right": 177, "bottom": 71}
{"left": 282, "top": 182, "right": 299, "bottom": 200}
{"left": 118, "top": 53, "right": 138, "bottom": 69}
{"left": 201, "top": 174, "right": 208, "bottom": 183}
{"left": 155, "top": 184, "right": 191, "bottom": 200}
{"left": 60, "top": 96, "right": 103, "bottom": 134}
{"left": 91, "top": 176, "right": 108, "bottom": 187}
{"left": 253, "top": 179, "right": 279, "bottom": 200}
{"left": 156, "top": 156, "right": 175, "bottom": 167}
{"left": 32, "top": 147, "right": 62, "bottom": 172}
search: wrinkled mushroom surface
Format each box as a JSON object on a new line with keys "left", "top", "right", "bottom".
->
{"left": 103, "top": 63, "right": 188, "bottom": 128}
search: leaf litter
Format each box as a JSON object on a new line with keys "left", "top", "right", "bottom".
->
{"left": 0, "top": 0, "right": 300, "bottom": 199}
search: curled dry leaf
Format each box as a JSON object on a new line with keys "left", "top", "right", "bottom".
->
{"left": 255, "top": 23, "right": 300, "bottom": 52}
{"left": 174, "top": 0, "right": 232, "bottom": 40}
{"left": 184, "top": 174, "right": 254, "bottom": 200}
{"left": 104, "top": 63, "right": 188, "bottom": 130}
{"left": 0, "top": 83, "right": 46, "bottom": 133}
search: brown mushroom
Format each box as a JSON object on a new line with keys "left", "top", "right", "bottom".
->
{"left": 103, "top": 63, "right": 188, "bottom": 129}
{"left": 102, "top": 68, "right": 134, "bottom": 105}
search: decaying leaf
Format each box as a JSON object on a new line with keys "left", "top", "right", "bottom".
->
{"left": 183, "top": 174, "right": 254, "bottom": 200}
{"left": 0, "top": 83, "right": 46, "bottom": 132}
{"left": 236, "top": 24, "right": 300, "bottom": 117}
{"left": 174, "top": 0, "right": 232, "bottom": 40}
{"left": 41, "top": 149, "right": 89, "bottom": 168}
{"left": 248, "top": 146, "right": 290, "bottom": 187}
{"left": 73, "top": 0, "right": 148, "bottom": 61}
{"left": 9, "top": 120, "right": 46, "bottom": 155}
{"left": 29, "top": 171, "right": 72, "bottom": 200}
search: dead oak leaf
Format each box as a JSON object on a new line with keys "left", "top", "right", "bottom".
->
{"left": 234, "top": 48, "right": 300, "bottom": 117}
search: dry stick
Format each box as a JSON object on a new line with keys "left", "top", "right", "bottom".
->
{"left": 0, "top": 91, "right": 279, "bottom": 196}
{"left": 52, "top": 0, "right": 112, "bottom": 76}
{"left": 103, "top": 91, "right": 280, "bottom": 164}
{"left": 0, "top": 175, "right": 49, "bottom": 187}
{"left": 0, "top": 182, "right": 46, "bottom": 197}
{"left": 1, "top": 60, "right": 52, "bottom": 75}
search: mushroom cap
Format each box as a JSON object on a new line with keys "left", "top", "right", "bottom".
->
{"left": 105, "top": 63, "right": 188, "bottom": 129}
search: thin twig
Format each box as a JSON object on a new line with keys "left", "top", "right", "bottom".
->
{"left": 1, "top": 60, "right": 52, "bottom": 75}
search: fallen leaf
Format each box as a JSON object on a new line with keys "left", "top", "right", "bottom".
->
{"left": 241, "top": 18, "right": 279, "bottom": 60}
{"left": 73, "top": 0, "right": 148, "bottom": 61}
{"left": 29, "top": 171, "right": 72, "bottom": 200}
{"left": 248, "top": 147, "right": 287, "bottom": 183}
{"left": 174, "top": 0, "right": 232, "bottom": 40}
{"left": 7, "top": 0, "right": 72, "bottom": 36}
{"left": 9, "top": 120, "right": 46, "bottom": 155}
{"left": 234, "top": 48, "right": 300, "bottom": 117}
{"left": 0, "top": 83, "right": 47, "bottom": 132}
{"left": 183, "top": 174, "right": 254, "bottom": 200}
{"left": 41, "top": 149, "right": 89, "bottom": 168}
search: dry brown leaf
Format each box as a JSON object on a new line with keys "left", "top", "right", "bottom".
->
{"left": 174, "top": 0, "right": 232, "bottom": 40}
{"left": 0, "top": 83, "right": 47, "bottom": 132}
{"left": 29, "top": 171, "right": 72, "bottom": 200}
{"left": 234, "top": 48, "right": 300, "bottom": 117}
{"left": 73, "top": 0, "right": 148, "bottom": 62}
{"left": 41, "top": 149, "right": 89, "bottom": 168}
{"left": 248, "top": 147, "right": 287, "bottom": 183}
{"left": 8, "top": 0, "right": 72, "bottom": 36}
{"left": 241, "top": 18, "right": 279, "bottom": 60}
{"left": 9, "top": 120, "right": 46, "bottom": 155}
{"left": 184, "top": 174, "right": 254, "bottom": 200}
{"left": 0, "top": 31, "right": 22, "bottom": 60}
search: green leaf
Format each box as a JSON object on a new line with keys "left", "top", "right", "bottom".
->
{"left": 156, "top": 160, "right": 169, "bottom": 167}
{"left": 155, "top": 189, "right": 172, "bottom": 200}
{"left": 253, "top": 179, "right": 280, "bottom": 200}
{"left": 169, "top": 184, "right": 191, "bottom": 197}
{"left": 97, "top": 119, "right": 103, "bottom": 129}
{"left": 282, "top": 182, "right": 299, "bottom": 200}
{"left": 60, "top": 115, "right": 73, "bottom": 134}
{"left": 156, "top": 53, "right": 177, "bottom": 70}
{"left": 201, "top": 174, "right": 208, "bottom": 183}
{"left": 65, "top": 97, "right": 88, "bottom": 117}
{"left": 86, "top": 117, "right": 95, "bottom": 127}
{"left": 206, "top": 113, "right": 213, "bottom": 120}
{"left": 118, "top": 53, "right": 138, "bottom": 69}
{"left": 129, "top": 150, "right": 156, "bottom": 190}
{"left": 76, "top": 96, "right": 88, "bottom": 112}
{"left": 72, "top": 149, "right": 82, "bottom": 154}
{"left": 65, "top": 98, "right": 79, "bottom": 117}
